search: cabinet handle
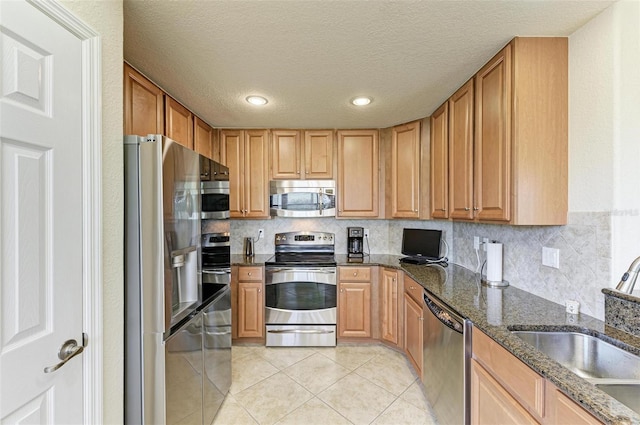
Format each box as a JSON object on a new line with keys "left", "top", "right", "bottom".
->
{"left": 353, "top": 272, "right": 357, "bottom": 276}
{"left": 296, "top": 170, "right": 300, "bottom": 174}
{"left": 473, "top": 206, "right": 479, "bottom": 211}
{"left": 247, "top": 272, "right": 252, "bottom": 276}
{"left": 340, "top": 289, "right": 344, "bottom": 293}
{"left": 464, "top": 207, "right": 470, "bottom": 211}
{"left": 414, "top": 209, "right": 418, "bottom": 212}
{"left": 419, "top": 317, "right": 424, "bottom": 321}
{"left": 258, "top": 289, "right": 261, "bottom": 293}
{"left": 438, "top": 208, "right": 447, "bottom": 212}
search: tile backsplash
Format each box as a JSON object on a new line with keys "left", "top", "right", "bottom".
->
{"left": 453, "top": 212, "right": 612, "bottom": 320}
{"left": 206, "top": 211, "right": 612, "bottom": 320}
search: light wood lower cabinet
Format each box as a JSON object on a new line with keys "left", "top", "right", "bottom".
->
{"left": 472, "top": 327, "right": 603, "bottom": 424}
{"left": 403, "top": 277, "right": 423, "bottom": 376}
{"left": 380, "top": 268, "right": 400, "bottom": 345}
{"left": 471, "top": 359, "right": 538, "bottom": 424}
{"left": 233, "top": 266, "right": 264, "bottom": 339}
{"left": 338, "top": 267, "right": 372, "bottom": 338}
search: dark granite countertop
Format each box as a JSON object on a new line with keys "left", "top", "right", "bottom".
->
{"left": 231, "top": 255, "right": 640, "bottom": 423}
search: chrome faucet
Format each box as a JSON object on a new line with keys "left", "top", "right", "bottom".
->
{"left": 616, "top": 256, "right": 640, "bottom": 294}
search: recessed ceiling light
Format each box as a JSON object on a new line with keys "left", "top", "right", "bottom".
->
{"left": 246, "top": 95, "right": 268, "bottom": 106}
{"left": 351, "top": 96, "right": 372, "bottom": 106}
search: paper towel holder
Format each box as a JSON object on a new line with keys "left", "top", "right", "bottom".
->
{"left": 481, "top": 277, "right": 509, "bottom": 288}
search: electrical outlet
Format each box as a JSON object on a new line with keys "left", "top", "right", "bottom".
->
{"left": 473, "top": 236, "right": 480, "bottom": 250}
{"left": 542, "top": 247, "right": 560, "bottom": 268}
{"left": 363, "top": 228, "right": 370, "bottom": 238}
{"left": 258, "top": 229, "right": 264, "bottom": 239}
{"left": 483, "top": 237, "right": 489, "bottom": 251}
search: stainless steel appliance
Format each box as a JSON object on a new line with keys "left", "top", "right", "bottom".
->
{"left": 201, "top": 232, "right": 231, "bottom": 423}
{"left": 200, "top": 157, "right": 230, "bottom": 220}
{"left": 265, "top": 231, "right": 337, "bottom": 346}
{"left": 269, "top": 180, "right": 336, "bottom": 217}
{"left": 347, "top": 227, "right": 364, "bottom": 258}
{"left": 124, "top": 135, "right": 231, "bottom": 425}
{"left": 422, "top": 289, "right": 470, "bottom": 425}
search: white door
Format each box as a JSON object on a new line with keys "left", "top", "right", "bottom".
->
{"left": 1, "top": 1, "right": 85, "bottom": 423}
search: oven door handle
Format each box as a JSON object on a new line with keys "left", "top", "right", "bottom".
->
{"left": 267, "top": 329, "right": 335, "bottom": 334}
{"left": 266, "top": 268, "right": 336, "bottom": 274}
{"left": 202, "top": 268, "right": 231, "bottom": 275}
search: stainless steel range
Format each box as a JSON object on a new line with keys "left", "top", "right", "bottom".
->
{"left": 264, "top": 231, "right": 337, "bottom": 347}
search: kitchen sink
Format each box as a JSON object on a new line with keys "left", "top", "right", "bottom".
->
{"left": 511, "top": 330, "right": 640, "bottom": 414}
{"left": 510, "top": 331, "right": 640, "bottom": 380}
{"left": 595, "top": 384, "right": 640, "bottom": 415}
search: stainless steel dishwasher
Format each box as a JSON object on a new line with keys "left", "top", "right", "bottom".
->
{"left": 423, "top": 290, "right": 470, "bottom": 425}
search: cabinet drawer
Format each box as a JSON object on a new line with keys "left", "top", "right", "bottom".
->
{"left": 404, "top": 277, "right": 423, "bottom": 304}
{"left": 339, "top": 266, "right": 371, "bottom": 282}
{"left": 237, "top": 266, "right": 263, "bottom": 281}
{"left": 472, "top": 328, "right": 546, "bottom": 419}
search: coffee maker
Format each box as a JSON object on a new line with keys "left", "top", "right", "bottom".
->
{"left": 347, "top": 227, "right": 364, "bottom": 258}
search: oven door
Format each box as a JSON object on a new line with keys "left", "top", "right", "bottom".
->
{"left": 201, "top": 181, "right": 230, "bottom": 219}
{"left": 265, "top": 267, "right": 337, "bottom": 325}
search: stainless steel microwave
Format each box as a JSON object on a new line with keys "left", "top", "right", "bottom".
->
{"left": 269, "top": 180, "right": 336, "bottom": 217}
{"left": 200, "top": 157, "right": 230, "bottom": 220}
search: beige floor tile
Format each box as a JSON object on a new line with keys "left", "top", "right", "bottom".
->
{"left": 399, "top": 381, "right": 430, "bottom": 411}
{"left": 318, "top": 373, "right": 396, "bottom": 425}
{"left": 275, "top": 398, "right": 353, "bottom": 425}
{"left": 283, "top": 353, "right": 351, "bottom": 394}
{"left": 371, "top": 398, "right": 438, "bottom": 425}
{"left": 235, "top": 372, "right": 313, "bottom": 425}
{"left": 316, "top": 344, "right": 384, "bottom": 370}
{"left": 232, "top": 345, "right": 267, "bottom": 361}
{"left": 261, "top": 346, "right": 317, "bottom": 370}
{"left": 354, "top": 349, "right": 417, "bottom": 396}
{"left": 230, "top": 355, "right": 279, "bottom": 394}
{"left": 212, "top": 395, "right": 258, "bottom": 425}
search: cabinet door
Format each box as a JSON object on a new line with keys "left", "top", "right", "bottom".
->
{"left": 380, "top": 269, "right": 399, "bottom": 345}
{"left": 448, "top": 79, "right": 475, "bottom": 220}
{"left": 470, "top": 359, "right": 538, "bottom": 425}
{"left": 237, "top": 281, "right": 264, "bottom": 338}
{"left": 403, "top": 293, "right": 423, "bottom": 375}
{"left": 123, "top": 63, "right": 164, "bottom": 135}
{"left": 194, "top": 116, "right": 214, "bottom": 159}
{"left": 338, "top": 281, "right": 371, "bottom": 338}
{"left": 271, "top": 130, "right": 301, "bottom": 179}
{"left": 220, "top": 130, "right": 244, "bottom": 217}
{"left": 430, "top": 103, "right": 449, "bottom": 219}
{"left": 337, "top": 130, "right": 379, "bottom": 217}
{"left": 304, "top": 130, "right": 334, "bottom": 179}
{"left": 244, "top": 130, "right": 270, "bottom": 218}
{"left": 165, "top": 96, "right": 194, "bottom": 149}
{"left": 545, "top": 383, "right": 601, "bottom": 425}
{"left": 475, "top": 44, "right": 512, "bottom": 222}
{"left": 391, "top": 121, "right": 420, "bottom": 218}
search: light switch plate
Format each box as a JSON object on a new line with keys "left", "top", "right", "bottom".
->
{"left": 542, "top": 247, "right": 560, "bottom": 268}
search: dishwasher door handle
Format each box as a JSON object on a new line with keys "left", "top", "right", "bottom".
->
{"left": 424, "top": 293, "right": 464, "bottom": 334}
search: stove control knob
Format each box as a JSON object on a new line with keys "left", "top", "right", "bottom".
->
{"left": 282, "top": 236, "right": 287, "bottom": 241}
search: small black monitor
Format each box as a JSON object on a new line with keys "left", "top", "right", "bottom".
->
{"left": 401, "top": 228, "right": 442, "bottom": 261}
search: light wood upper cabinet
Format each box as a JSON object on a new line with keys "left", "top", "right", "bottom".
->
{"left": 430, "top": 103, "right": 449, "bottom": 219}
{"left": 194, "top": 117, "right": 217, "bottom": 160}
{"left": 271, "top": 130, "right": 301, "bottom": 179}
{"left": 432, "top": 37, "right": 568, "bottom": 225}
{"left": 165, "top": 96, "right": 193, "bottom": 149}
{"left": 304, "top": 130, "right": 334, "bottom": 179}
{"left": 474, "top": 44, "right": 511, "bottom": 222}
{"left": 380, "top": 268, "right": 400, "bottom": 345}
{"left": 337, "top": 130, "right": 379, "bottom": 217}
{"left": 221, "top": 129, "right": 269, "bottom": 219}
{"left": 271, "top": 130, "right": 334, "bottom": 180}
{"left": 391, "top": 121, "right": 420, "bottom": 219}
{"left": 124, "top": 63, "right": 164, "bottom": 135}
{"left": 448, "top": 79, "right": 475, "bottom": 220}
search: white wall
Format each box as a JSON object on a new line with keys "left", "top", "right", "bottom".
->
{"left": 59, "top": 1, "right": 124, "bottom": 423}
{"left": 569, "top": 0, "right": 640, "bottom": 293}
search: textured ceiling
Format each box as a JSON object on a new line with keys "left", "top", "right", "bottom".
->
{"left": 124, "top": 0, "right": 614, "bottom": 129}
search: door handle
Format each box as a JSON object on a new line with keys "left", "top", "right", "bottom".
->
{"left": 44, "top": 338, "right": 85, "bottom": 373}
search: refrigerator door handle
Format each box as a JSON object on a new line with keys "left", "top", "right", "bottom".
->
{"left": 171, "top": 245, "right": 197, "bottom": 268}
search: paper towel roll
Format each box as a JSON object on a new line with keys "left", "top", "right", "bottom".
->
{"left": 486, "top": 242, "right": 503, "bottom": 282}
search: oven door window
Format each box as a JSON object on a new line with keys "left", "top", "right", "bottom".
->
{"left": 266, "top": 282, "right": 337, "bottom": 310}
{"left": 202, "top": 192, "right": 230, "bottom": 219}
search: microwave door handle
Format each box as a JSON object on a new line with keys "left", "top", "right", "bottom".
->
{"left": 318, "top": 189, "right": 323, "bottom": 215}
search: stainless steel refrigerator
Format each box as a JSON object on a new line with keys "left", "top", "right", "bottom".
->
{"left": 124, "top": 134, "right": 231, "bottom": 424}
